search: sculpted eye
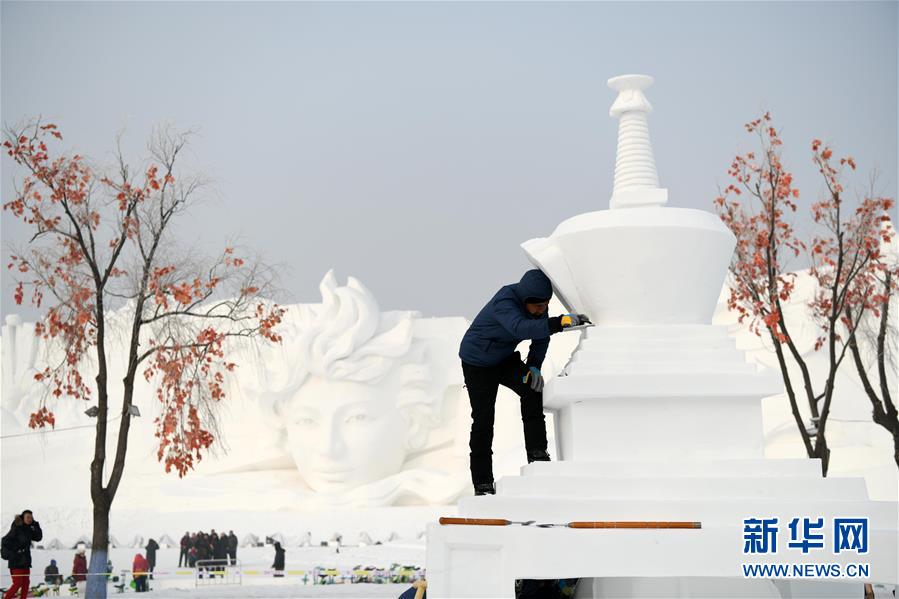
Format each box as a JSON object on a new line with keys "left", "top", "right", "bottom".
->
{"left": 346, "top": 413, "right": 374, "bottom": 423}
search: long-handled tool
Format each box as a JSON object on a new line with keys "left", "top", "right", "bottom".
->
{"left": 439, "top": 517, "right": 536, "bottom": 526}
{"left": 439, "top": 518, "right": 699, "bottom": 528}
{"left": 536, "top": 521, "right": 702, "bottom": 529}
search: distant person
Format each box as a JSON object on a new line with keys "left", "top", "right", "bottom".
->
{"left": 44, "top": 558, "right": 63, "bottom": 587}
{"left": 132, "top": 553, "right": 149, "bottom": 592}
{"left": 71, "top": 548, "right": 88, "bottom": 597}
{"left": 208, "top": 531, "right": 218, "bottom": 573}
{"left": 178, "top": 532, "right": 190, "bottom": 567}
{"left": 271, "top": 542, "right": 285, "bottom": 577}
{"left": 227, "top": 530, "right": 238, "bottom": 566}
{"left": 144, "top": 538, "right": 159, "bottom": 578}
{"left": 1, "top": 509, "right": 42, "bottom": 599}
{"left": 459, "top": 268, "right": 590, "bottom": 495}
{"left": 206, "top": 533, "right": 215, "bottom": 565}
{"left": 195, "top": 533, "right": 209, "bottom": 577}
{"left": 213, "top": 531, "right": 228, "bottom": 574}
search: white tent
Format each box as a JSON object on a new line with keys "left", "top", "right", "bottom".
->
{"left": 298, "top": 531, "right": 312, "bottom": 547}
{"left": 282, "top": 534, "right": 304, "bottom": 547}
{"left": 416, "top": 530, "right": 427, "bottom": 541}
{"left": 108, "top": 535, "right": 122, "bottom": 548}
{"left": 43, "top": 538, "right": 64, "bottom": 550}
{"left": 386, "top": 531, "right": 400, "bottom": 543}
{"left": 130, "top": 535, "right": 144, "bottom": 549}
{"left": 268, "top": 532, "right": 285, "bottom": 545}
{"left": 241, "top": 533, "right": 261, "bottom": 548}
{"left": 157, "top": 534, "right": 177, "bottom": 548}
{"left": 357, "top": 531, "right": 373, "bottom": 546}
{"left": 328, "top": 532, "right": 343, "bottom": 546}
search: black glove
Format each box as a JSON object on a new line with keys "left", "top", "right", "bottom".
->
{"left": 562, "top": 313, "right": 591, "bottom": 327}
{"left": 549, "top": 313, "right": 592, "bottom": 333}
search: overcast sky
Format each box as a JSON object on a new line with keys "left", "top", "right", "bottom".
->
{"left": 2, "top": 1, "right": 897, "bottom": 322}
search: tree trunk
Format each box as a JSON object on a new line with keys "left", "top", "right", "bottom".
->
{"left": 86, "top": 495, "right": 110, "bottom": 598}
{"left": 845, "top": 299, "right": 899, "bottom": 472}
{"left": 894, "top": 431, "right": 899, "bottom": 472}
{"left": 814, "top": 437, "right": 831, "bottom": 477}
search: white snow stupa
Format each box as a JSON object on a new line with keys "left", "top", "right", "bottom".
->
{"left": 425, "top": 74, "right": 898, "bottom": 598}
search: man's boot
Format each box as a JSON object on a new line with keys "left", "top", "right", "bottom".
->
{"left": 527, "top": 449, "right": 551, "bottom": 463}
{"left": 474, "top": 482, "right": 496, "bottom": 496}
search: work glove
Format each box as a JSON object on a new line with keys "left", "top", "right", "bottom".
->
{"left": 560, "top": 313, "right": 591, "bottom": 328}
{"left": 522, "top": 366, "right": 544, "bottom": 392}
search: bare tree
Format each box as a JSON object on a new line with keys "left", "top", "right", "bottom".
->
{"left": 714, "top": 112, "right": 894, "bottom": 475}
{"left": 843, "top": 214, "right": 899, "bottom": 469}
{"left": 3, "top": 120, "right": 285, "bottom": 598}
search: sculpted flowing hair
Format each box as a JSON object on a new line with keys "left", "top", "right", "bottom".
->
{"left": 251, "top": 270, "right": 442, "bottom": 450}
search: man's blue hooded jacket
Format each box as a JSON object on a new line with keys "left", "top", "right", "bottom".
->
{"left": 459, "top": 269, "right": 555, "bottom": 369}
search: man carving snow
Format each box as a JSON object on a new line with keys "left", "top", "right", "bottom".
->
{"left": 459, "top": 269, "right": 590, "bottom": 496}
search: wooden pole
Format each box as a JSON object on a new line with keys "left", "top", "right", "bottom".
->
{"left": 567, "top": 521, "right": 702, "bottom": 529}
{"left": 439, "top": 517, "right": 511, "bottom": 526}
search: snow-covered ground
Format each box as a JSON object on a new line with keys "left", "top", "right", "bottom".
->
{"left": 6, "top": 546, "right": 423, "bottom": 597}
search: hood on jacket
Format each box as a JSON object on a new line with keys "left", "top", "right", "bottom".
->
{"left": 512, "top": 269, "right": 553, "bottom": 304}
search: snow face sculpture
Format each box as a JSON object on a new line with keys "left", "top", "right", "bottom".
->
{"left": 243, "top": 270, "right": 469, "bottom": 505}
{"left": 283, "top": 376, "right": 411, "bottom": 491}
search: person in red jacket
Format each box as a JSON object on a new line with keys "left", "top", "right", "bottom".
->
{"left": 71, "top": 548, "right": 87, "bottom": 596}
{"left": 132, "top": 553, "right": 149, "bottom": 592}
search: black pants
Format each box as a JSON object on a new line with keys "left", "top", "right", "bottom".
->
{"left": 462, "top": 351, "right": 548, "bottom": 486}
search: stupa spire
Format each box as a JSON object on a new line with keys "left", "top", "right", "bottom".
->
{"left": 608, "top": 74, "right": 668, "bottom": 209}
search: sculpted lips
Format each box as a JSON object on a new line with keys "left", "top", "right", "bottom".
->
{"left": 314, "top": 468, "right": 353, "bottom": 481}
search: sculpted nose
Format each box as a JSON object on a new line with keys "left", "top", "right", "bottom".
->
{"left": 319, "top": 418, "right": 346, "bottom": 458}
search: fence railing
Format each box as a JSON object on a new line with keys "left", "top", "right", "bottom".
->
{"left": 194, "top": 559, "right": 242, "bottom": 587}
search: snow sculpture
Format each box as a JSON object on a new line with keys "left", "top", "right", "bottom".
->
{"left": 239, "top": 270, "right": 470, "bottom": 506}
{"left": 0, "top": 269, "right": 472, "bottom": 512}
{"left": 1, "top": 315, "right": 41, "bottom": 432}
{"left": 425, "top": 74, "right": 899, "bottom": 598}
{"left": 520, "top": 73, "right": 766, "bottom": 461}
